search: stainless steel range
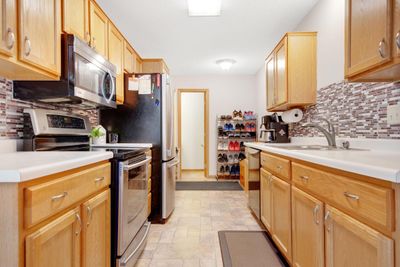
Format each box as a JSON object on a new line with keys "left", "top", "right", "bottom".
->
{"left": 22, "top": 108, "right": 151, "bottom": 267}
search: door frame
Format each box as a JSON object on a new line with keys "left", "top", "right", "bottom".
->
{"left": 177, "top": 89, "right": 209, "bottom": 178}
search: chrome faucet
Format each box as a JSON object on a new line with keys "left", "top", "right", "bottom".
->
{"left": 302, "top": 119, "right": 337, "bottom": 147}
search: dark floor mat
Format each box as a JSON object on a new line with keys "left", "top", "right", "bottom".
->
{"left": 176, "top": 181, "right": 243, "bottom": 191}
{"left": 218, "top": 231, "right": 289, "bottom": 267}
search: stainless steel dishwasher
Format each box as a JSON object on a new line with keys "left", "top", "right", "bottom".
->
{"left": 246, "top": 147, "right": 261, "bottom": 219}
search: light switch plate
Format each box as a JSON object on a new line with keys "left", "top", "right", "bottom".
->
{"left": 387, "top": 104, "right": 400, "bottom": 125}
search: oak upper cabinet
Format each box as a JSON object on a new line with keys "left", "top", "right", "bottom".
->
{"left": 89, "top": 0, "right": 108, "bottom": 58}
{"left": 25, "top": 207, "right": 81, "bottom": 267}
{"left": 135, "top": 55, "right": 143, "bottom": 73}
{"left": 108, "top": 23, "right": 124, "bottom": 104}
{"left": 260, "top": 168, "right": 272, "bottom": 232}
{"left": 62, "top": 0, "right": 89, "bottom": 43}
{"left": 123, "top": 40, "right": 135, "bottom": 73}
{"left": 265, "top": 54, "right": 275, "bottom": 108}
{"left": 0, "top": 0, "right": 16, "bottom": 58}
{"left": 265, "top": 32, "right": 317, "bottom": 112}
{"left": 82, "top": 190, "right": 110, "bottom": 267}
{"left": 325, "top": 205, "right": 394, "bottom": 267}
{"left": 19, "top": 0, "right": 61, "bottom": 77}
{"left": 271, "top": 175, "right": 292, "bottom": 263}
{"left": 292, "top": 186, "right": 324, "bottom": 267}
{"left": 345, "top": 0, "right": 400, "bottom": 81}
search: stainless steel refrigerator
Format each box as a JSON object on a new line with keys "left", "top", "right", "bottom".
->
{"left": 100, "top": 73, "right": 178, "bottom": 222}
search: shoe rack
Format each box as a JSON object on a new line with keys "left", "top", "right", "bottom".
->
{"left": 216, "top": 111, "right": 257, "bottom": 180}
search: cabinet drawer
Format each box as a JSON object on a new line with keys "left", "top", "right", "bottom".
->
{"left": 261, "top": 152, "right": 290, "bottom": 181}
{"left": 292, "top": 162, "right": 394, "bottom": 232}
{"left": 24, "top": 163, "right": 111, "bottom": 228}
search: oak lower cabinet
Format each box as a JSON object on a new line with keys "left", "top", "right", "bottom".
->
{"left": 291, "top": 186, "right": 324, "bottom": 267}
{"left": 25, "top": 207, "right": 81, "bottom": 267}
{"left": 271, "top": 175, "right": 292, "bottom": 263}
{"left": 260, "top": 168, "right": 272, "bottom": 232}
{"left": 82, "top": 190, "right": 111, "bottom": 267}
{"left": 325, "top": 205, "right": 394, "bottom": 267}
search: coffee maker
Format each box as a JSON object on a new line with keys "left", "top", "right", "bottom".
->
{"left": 259, "top": 114, "right": 290, "bottom": 143}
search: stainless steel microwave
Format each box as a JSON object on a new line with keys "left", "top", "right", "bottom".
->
{"left": 13, "top": 34, "right": 117, "bottom": 109}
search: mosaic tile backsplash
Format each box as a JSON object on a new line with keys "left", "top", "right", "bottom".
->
{"left": 290, "top": 81, "right": 400, "bottom": 139}
{"left": 0, "top": 78, "right": 99, "bottom": 139}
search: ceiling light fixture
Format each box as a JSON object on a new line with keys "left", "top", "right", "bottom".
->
{"left": 216, "top": 59, "right": 236, "bottom": 71}
{"left": 187, "top": 0, "right": 222, "bottom": 17}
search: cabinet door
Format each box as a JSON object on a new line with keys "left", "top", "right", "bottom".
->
{"left": 271, "top": 175, "right": 291, "bottom": 262}
{"left": 275, "top": 38, "right": 287, "bottom": 106}
{"left": 82, "top": 190, "right": 110, "bottom": 267}
{"left": 108, "top": 23, "right": 124, "bottom": 105}
{"left": 19, "top": 0, "right": 61, "bottom": 76}
{"left": 260, "top": 168, "right": 272, "bottom": 232}
{"left": 292, "top": 186, "right": 324, "bottom": 267}
{"left": 395, "top": 0, "right": 400, "bottom": 57}
{"left": 0, "top": 0, "right": 16, "bottom": 57}
{"left": 25, "top": 207, "right": 81, "bottom": 267}
{"left": 135, "top": 55, "right": 142, "bottom": 73}
{"left": 124, "top": 41, "right": 135, "bottom": 73}
{"left": 265, "top": 55, "right": 275, "bottom": 110}
{"left": 62, "top": 0, "right": 89, "bottom": 43}
{"left": 325, "top": 205, "right": 394, "bottom": 267}
{"left": 89, "top": 0, "right": 108, "bottom": 58}
{"left": 345, "top": 0, "right": 392, "bottom": 77}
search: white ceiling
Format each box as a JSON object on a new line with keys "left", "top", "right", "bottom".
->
{"left": 96, "top": 0, "right": 319, "bottom": 75}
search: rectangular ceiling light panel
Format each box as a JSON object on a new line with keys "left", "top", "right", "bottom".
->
{"left": 188, "top": 0, "right": 222, "bottom": 16}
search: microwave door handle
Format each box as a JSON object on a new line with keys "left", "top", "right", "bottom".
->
{"left": 123, "top": 157, "right": 151, "bottom": 171}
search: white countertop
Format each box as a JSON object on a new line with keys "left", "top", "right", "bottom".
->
{"left": 245, "top": 139, "right": 400, "bottom": 183}
{"left": 91, "top": 143, "right": 153, "bottom": 148}
{"left": 0, "top": 151, "right": 113, "bottom": 183}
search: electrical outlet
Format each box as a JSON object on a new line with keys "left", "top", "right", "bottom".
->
{"left": 387, "top": 104, "right": 400, "bottom": 125}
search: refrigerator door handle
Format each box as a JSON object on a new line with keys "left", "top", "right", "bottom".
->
{"left": 168, "top": 159, "right": 180, "bottom": 168}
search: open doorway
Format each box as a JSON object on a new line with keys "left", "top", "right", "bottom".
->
{"left": 178, "top": 89, "right": 211, "bottom": 181}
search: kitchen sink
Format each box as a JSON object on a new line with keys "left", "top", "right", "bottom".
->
{"left": 274, "top": 145, "right": 369, "bottom": 151}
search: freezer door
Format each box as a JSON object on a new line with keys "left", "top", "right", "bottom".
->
{"left": 162, "top": 158, "right": 179, "bottom": 219}
{"left": 161, "top": 74, "right": 176, "bottom": 161}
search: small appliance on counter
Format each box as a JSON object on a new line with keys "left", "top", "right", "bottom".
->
{"left": 259, "top": 114, "right": 290, "bottom": 143}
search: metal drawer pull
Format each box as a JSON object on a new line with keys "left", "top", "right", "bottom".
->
{"left": 51, "top": 192, "right": 68, "bottom": 201}
{"left": 75, "top": 213, "right": 82, "bottom": 236}
{"left": 86, "top": 206, "right": 92, "bottom": 227}
{"left": 6, "top": 28, "right": 15, "bottom": 49}
{"left": 324, "top": 211, "right": 331, "bottom": 232}
{"left": 396, "top": 32, "right": 400, "bottom": 49}
{"left": 24, "top": 36, "right": 32, "bottom": 56}
{"left": 300, "top": 175, "right": 309, "bottom": 181}
{"left": 276, "top": 165, "right": 283, "bottom": 170}
{"left": 378, "top": 38, "right": 387, "bottom": 58}
{"left": 344, "top": 191, "right": 359, "bottom": 200}
{"left": 313, "top": 205, "right": 320, "bottom": 225}
{"left": 95, "top": 176, "right": 105, "bottom": 182}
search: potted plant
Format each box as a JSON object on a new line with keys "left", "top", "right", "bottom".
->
{"left": 89, "top": 125, "right": 106, "bottom": 145}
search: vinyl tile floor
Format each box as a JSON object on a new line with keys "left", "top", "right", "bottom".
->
{"left": 179, "top": 170, "right": 217, "bottom": 182}
{"left": 136, "top": 191, "right": 262, "bottom": 267}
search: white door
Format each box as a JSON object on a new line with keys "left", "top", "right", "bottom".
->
{"left": 181, "top": 92, "right": 205, "bottom": 170}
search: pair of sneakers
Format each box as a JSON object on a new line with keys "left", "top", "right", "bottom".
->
{"left": 232, "top": 110, "right": 243, "bottom": 120}
{"left": 217, "top": 153, "right": 228, "bottom": 163}
{"left": 245, "top": 122, "right": 256, "bottom": 132}
{"left": 218, "top": 142, "right": 229, "bottom": 150}
{"left": 223, "top": 123, "right": 235, "bottom": 131}
{"left": 230, "top": 165, "right": 240, "bottom": 176}
{"left": 228, "top": 141, "right": 240, "bottom": 151}
{"left": 243, "top": 111, "right": 256, "bottom": 120}
{"left": 219, "top": 165, "right": 230, "bottom": 176}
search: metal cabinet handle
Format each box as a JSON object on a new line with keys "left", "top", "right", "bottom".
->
{"left": 51, "top": 191, "right": 68, "bottom": 201}
{"left": 276, "top": 165, "right": 283, "bottom": 170}
{"left": 343, "top": 191, "right": 359, "bottom": 200}
{"left": 86, "top": 31, "right": 91, "bottom": 44}
{"left": 24, "top": 36, "right": 32, "bottom": 56}
{"left": 396, "top": 32, "right": 400, "bottom": 49}
{"left": 86, "top": 206, "right": 92, "bottom": 227}
{"left": 92, "top": 37, "right": 96, "bottom": 49}
{"left": 268, "top": 174, "right": 273, "bottom": 185}
{"left": 324, "top": 211, "right": 331, "bottom": 232}
{"left": 378, "top": 38, "right": 387, "bottom": 58}
{"left": 95, "top": 176, "right": 105, "bottom": 183}
{"left": 300, "top": 175, "right": 309, "bottom": 181}
{"left": 75, "top": 213, "right": 82, "bottom": 236}
{"left": 313, "top": 205, "right": 320, "bottom": 225}
{"left": 6, "top": 28, "right": 15, "bottom": 50}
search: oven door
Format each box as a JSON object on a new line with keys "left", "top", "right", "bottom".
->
{"left": 118, "top": 156, "right": 151, "bottom": 256}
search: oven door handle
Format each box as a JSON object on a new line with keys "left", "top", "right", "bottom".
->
{"left": 123, "top": 157, "right": 151, "bottom": 170}
{"left": 120, "top": 222, "right": 151, "bottom": 266}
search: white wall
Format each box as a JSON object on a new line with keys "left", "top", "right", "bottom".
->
{"left": 295, "top": 0, "right": 345, "bottom": 89}
{"left": 181, "top": 92, "right": 205, "bottom": 170}
{"left": 172, "top": 75, "right": 257, "bottom": 176}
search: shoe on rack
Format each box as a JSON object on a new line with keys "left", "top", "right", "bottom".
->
{"left": 234, "top": 154, "right": 239, "bottom": 163}
{"left": 234, "top": 141, "right": 240, "bottom": 151}
{"left": 240, "top": 141, "right": 244, "bottom": 150}
{"left": 230, "top": 166, "right": 235, "bottom": 176}
{"left": 228, "top": 141, "right": 234, "bottom": 151}
{"left": 217, "top": 142, "right": 223, "bottom": 150}
{"left": 219, "top": 166, "right": 225, "bottom": 175}
{"left": 238, "top": 110, "right": 243, "bottom": 120}
{"left": 238, "top": 153, "right": 246, "bottom": 160}
{"left": 218, "top": 153, "right": 224, "bottom": 163}
{"left": 225, "top": 165, "right": 230, "bottom": 176}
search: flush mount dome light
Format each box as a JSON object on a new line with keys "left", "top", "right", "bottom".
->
{"left": 216, "top": 59, "right": 236, "bottom": 70}
{"left": 187, "top": 0, "right": 222, "bottom": 16}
